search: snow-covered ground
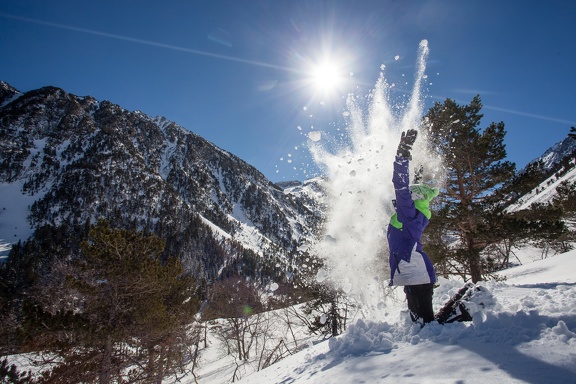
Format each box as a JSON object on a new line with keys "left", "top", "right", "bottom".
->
{"left": 184, "top": 248, "right": 576, "bottom": 384}
{"left": 0, "top": 182, "right": 38, "bottom": 260}
{"left": 4, "top": 235, "right": 576, "bottom": 384}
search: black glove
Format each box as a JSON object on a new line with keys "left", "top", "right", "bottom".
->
{"left": 397, "top": 129, "right": 418, "bottom": 159}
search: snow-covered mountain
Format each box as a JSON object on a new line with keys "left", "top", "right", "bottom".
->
{"left": 0, "top": 81, "right": 324, "bottom": 280}
{"left": 530, "top": 135, "right": 576, "bottom": 171}
{"left": 508, "top": 162, "right": 576, "bottom": 212}
{"left": 507, "top": 135, "right": 576, "bottom": 213}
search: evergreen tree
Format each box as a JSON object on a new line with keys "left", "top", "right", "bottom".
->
{"left": 550, "top": 181, "right": 576, "bottom": 251}
{"left": 501, "top": 159, "right": 547, "bottom": 204}
{"left": 555, "top": 180, "right": 576, "bottom": 216}
{"left": 481, "top": 204, "right": 568, "bottom": 272}
{"left": 0, "top": 223, "right": 85, "bottom": 355}
{"left": 513, "top": 202, "right": 571, "bottom": 254}
{"left": 18, "top": 220, "right": 199, "bottom": 383}
{"left": 423, "top": 95, "right": 515, "bottom": 282}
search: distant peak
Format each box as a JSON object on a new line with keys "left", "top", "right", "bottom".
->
{"left": 0, "top": 80, "right": 22, "bottom": 106}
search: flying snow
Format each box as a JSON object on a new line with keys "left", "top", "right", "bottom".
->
{"left": 307, "top": 40, "right": 441, "bottom": 317}
{"left": 307, "top": 131, "right": 322, "bottom": 142}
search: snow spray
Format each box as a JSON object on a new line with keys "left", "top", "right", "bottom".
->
{"left": 308, "top": 40, "right": 439, "bottom": 318}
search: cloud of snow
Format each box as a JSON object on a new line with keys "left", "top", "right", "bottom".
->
{"left": 307, "top": 40, "right": 441, "bottom": 317}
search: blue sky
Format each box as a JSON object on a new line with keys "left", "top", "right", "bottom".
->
{"left": 1, "top": 0, "right": 575, "bottom": 182}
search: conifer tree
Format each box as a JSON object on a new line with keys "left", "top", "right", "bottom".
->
{"left": 22, "top": 220, "right": 199, "bottom": 383}
{"left": 423, "top": 95, "right": 515, "bottom": 282}
{"left": 555, "top": 180, "right": 576, "bottom": 216}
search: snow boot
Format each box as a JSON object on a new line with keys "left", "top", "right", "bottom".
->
{"left": 435, "top": 282, "right": 478, "bottom": 324}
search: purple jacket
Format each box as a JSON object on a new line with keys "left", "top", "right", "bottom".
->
{"left": 387, "top": 156, "right": 436, "bottom": 286}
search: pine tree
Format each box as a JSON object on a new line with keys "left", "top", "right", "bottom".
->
{"left": 569, "top": 126, "right": 576, "bottom": 140}
{"left": 423, "top": 95, "right": 515, "bottom": 282}
{"left": 18, "top": 220, "right": 199, "bottom": 383}
{"left": 555, "top": 180, "right": 576, "bottom": 216}
{"left": 501, "top": 159, "right": 547, "bottom": 204}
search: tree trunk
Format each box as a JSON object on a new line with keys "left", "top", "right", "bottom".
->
{"left": 330, "top": 301, "right": 338, "bottom": 337}
{"left": 468, "top": 242, "right": 483, "bottom": 283}
{"left": 99, "top": 335, "right": 113, "bottom": 384}
{"left": 231, "top": 319, "right": 244, "bottom": 360}
{"left": 154, "top": 343, "right": 166, "bottom": 384}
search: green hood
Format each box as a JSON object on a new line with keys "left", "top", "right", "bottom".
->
{"left": 410, "top": 184, "right": 439, "bottom": 219}
{"left": 390, "top": 185, "right": 439, "bottom": 229}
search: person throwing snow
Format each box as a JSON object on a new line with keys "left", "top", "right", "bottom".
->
{"left": 387, "top": 129, "right": 439, "bottom": 324}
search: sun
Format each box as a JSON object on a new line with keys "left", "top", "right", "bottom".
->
{"left": 312, "top": 62, "right": 342, "bottom": 90}
{"left": 296, "top": 46, "right": 355, "bottom": 103}
{"left": 308, "top": 60, "right": 346, "bottom": 97}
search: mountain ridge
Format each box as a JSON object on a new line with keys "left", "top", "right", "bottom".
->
{"left": 0, "top": 81, "right": 323, "bottom": 282}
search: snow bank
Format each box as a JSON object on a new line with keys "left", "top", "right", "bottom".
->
{"left": 328, "top": 319, "right": 395, "bottom": 355}
{"left": 239, "top": 253, "right": 576, "bottom": 383}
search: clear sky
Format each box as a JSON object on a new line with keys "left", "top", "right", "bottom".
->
{"left": 1, "top": 0, "right": 575, "bottom": 182}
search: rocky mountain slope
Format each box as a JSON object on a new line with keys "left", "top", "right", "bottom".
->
{"left": 507, "top": 134, "right": 576, "bottom": 213}
{"left": 0, "top": 81, "right": 324, "bottom": 281}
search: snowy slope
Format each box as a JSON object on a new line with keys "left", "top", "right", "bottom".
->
{"left": 0, "top": 182, "right": 40, "bottom": 258}
{"left": 6, "top": 232, "right": 574, "bottom": 384}
{"left": 533, "top": 136, "right": 576, "bottom": 171}
{"left": 200, "top": 249, "right": 576, "bottom": 384}
{"left": 508, "top": 165, "right": 576, "bottom": 213}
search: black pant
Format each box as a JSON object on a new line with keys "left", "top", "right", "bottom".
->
{"left": 404, "top": 283, "right": 435, "bottom": 323}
